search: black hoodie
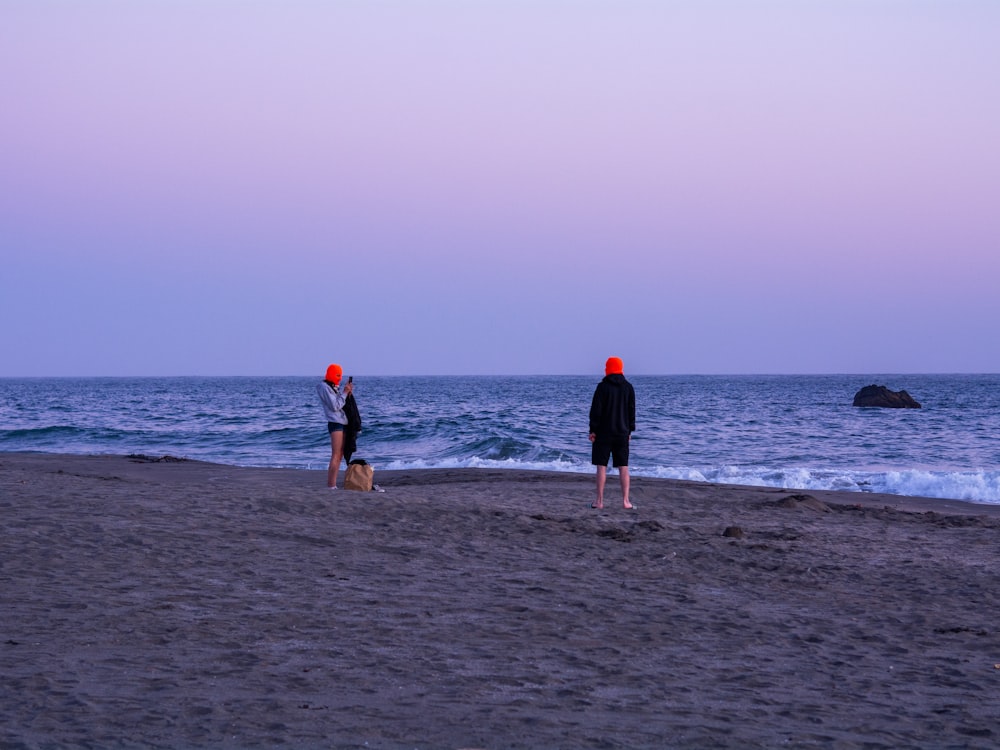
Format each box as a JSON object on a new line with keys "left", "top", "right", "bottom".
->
{"left": 589, "top": 374, "right": 636, "bottom": 438}
{"left": 343, "top": 393, "right": 363, "bottom": 463}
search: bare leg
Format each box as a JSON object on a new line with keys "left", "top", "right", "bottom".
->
{"left": 593, "top": 465, "right": 606, "bottom": 508}
{"left": 620, "top": 466, "right": 632, "bottom": 509}
{"left": 327, "top": 431, "right": 344, "bottom": 488}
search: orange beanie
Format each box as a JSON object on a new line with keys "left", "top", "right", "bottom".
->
{"left": 325, "top": 364, "right": 343, "bottom": 385}
{"left": 605, "top": 357, "right": 624, "bottom": 375}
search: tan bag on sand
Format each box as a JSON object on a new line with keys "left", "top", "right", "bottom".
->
{"left": 344, "top": 460, "right": 374, "bottom": 492}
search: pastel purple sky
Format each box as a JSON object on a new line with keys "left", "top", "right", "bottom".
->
{"left": 3, "top": 1, "right": 998, "bottom": 376}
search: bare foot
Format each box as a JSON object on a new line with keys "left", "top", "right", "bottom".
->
{"left": 591, "top": 502, "right": 603, "bottom": 509}
{"left": 623, "top": 499, "right": 633, "bottom": 509}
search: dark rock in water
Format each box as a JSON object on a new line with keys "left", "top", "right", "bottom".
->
{"left": 852, "top": 384, "right": 922, "bottom": 409}
{"left": 723, "top": 526, "right": 744, "bottom": 538}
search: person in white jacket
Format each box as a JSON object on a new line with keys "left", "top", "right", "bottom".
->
{"left": 317, "top": 363, "right": 354, "bottom": 489}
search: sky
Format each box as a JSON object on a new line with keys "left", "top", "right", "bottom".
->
{"left": 2, "top": 0, "right": 998, "bottom": 376}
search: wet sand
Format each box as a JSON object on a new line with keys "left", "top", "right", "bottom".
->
{"left": 2, "top": 452, "right": 999, "bottom": 749}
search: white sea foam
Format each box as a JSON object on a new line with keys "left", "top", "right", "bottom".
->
{"left": 876, "top": 469, "right": 1000, "bottom": 503}
{"left": 381, "top": 456, "right": 586, "bottom": 473}
{"left": 378, "top": 456, "right": 1000, "bottom": 504}
{"left": 639, "top": 464, "right": 1000, "bottom": 504}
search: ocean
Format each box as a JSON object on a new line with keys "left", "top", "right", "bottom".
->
{"left": 2, "top": 375, "right": 999, "bottom": 504}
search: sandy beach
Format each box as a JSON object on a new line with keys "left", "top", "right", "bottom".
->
{"left": 2, "top": 453, "right": 999, "bottom": 749}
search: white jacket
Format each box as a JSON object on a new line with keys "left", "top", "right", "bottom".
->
{"left": 316, "top": 381, "right": 347, "bottom": 424}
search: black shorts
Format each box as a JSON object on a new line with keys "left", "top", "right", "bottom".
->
{"left": 592, "top": 437, "right": 629, "bottom": 468}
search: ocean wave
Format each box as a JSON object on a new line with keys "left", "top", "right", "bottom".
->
{"left": 639, "top": 464, "right": 1000, "bottom": 504}
{"left": 368, "top": 457, "right": 1000, "bottom": 504}
{"left": 2, "top": 426, "right": 86, "bottom": 439}
{"left": 1, "top": 425, "right": 133, "bottom": 445}
{"left": 381, "top": 455, "right": 588, "bottom": 473}
{"left": 876, "top": 469, "right": 1000, "bottom": 503}
{"left": 4, "top": 435, "right": 998, "bottom": 504}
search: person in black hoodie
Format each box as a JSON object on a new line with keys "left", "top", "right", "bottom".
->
{"left": 588, "top": 356, "right": 636, "bottom": 510}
